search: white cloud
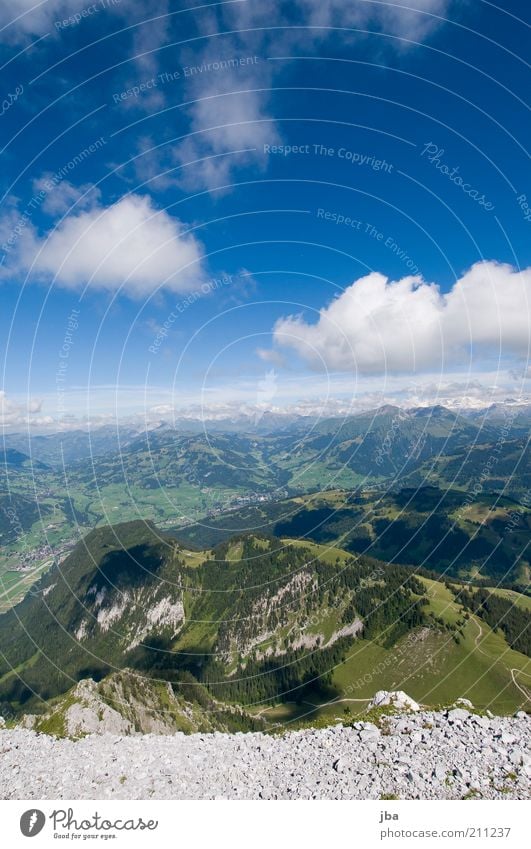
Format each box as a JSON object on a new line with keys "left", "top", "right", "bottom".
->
{"left": 220, "top": 0, "right": 454, "bottom": 46}
{"left": 32, "top": 176, "right": 101, "bottom": 216}
{"left": 0, "top": 391, "right": 48, "bottom": 428}
{"left": 175, "top": 86, "right": 279, "bottom": 193}
{"left": 168, "top": 0, "right": 453, "bottom": 192}
{"left": 0, "top": 1, "right": 68, "bottom": 37}
{"left": 129, "top": 0, "right": 170, "bottom": 74}
{"left": 271, "top": 261, "right": 531, "bottom": 374}
{"left": 379, "top": 0, "right": 453, "bottom": 41}
{"left": 295, "top": 0, "right": 453, "bottom": 42}
{"left": 1, "top": 0, "right": 170, "bottom": 62}
{"left": 257, "top": 348, "right": 288, "bottom": 368}
{"left": 6, "top": 368, "right": 530, "bottom": 434}
{"left": 168, "top": 6, "right": 280, "bottom": 193}
{"left": 0, "top": 0, "right": 120, "bottom": 40}
{"left": 3, "top": 193, "right": 206, "bottom": 298}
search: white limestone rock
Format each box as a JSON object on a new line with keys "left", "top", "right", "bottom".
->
{"left": 369, "top": 690, "right": 421, "bottom": 712}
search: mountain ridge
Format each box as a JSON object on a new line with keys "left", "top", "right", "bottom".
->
{"left": 0, "top": 519, "right": 529, "bottom": 725}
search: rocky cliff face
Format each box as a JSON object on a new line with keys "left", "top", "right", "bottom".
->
{"left": 75, "top": 585, "right": 185, "bottom": 651}
{"left": 20, "top": 671, "right": 265, "bottom": 737}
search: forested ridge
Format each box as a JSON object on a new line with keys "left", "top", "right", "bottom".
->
{"left": 457, "top": 587, "right": 531, "bottom": 657}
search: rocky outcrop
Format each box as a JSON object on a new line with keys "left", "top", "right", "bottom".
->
{"left": 76, "top": 586, "right": 185, "bottom": 650}
{"left": 20, "top": 672, "right": 262, "bottom": 739}
{"left": 369, "top": 690, "right": 421, "bottom": 711}
{"left": 216, "top": 570, "right": 318, "bottom": 661}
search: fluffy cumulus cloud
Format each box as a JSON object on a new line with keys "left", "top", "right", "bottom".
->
{"left": 1, "top": 192, "right": 206, "bottom": 297}
{"left": 31, "top": 176, "right": 101, "bottom": 217}
{"left": 272, "top": 262, "right": 531, "bottom": 374}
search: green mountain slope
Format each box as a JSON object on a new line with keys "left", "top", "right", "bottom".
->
{"left": 2, "top": 406, "right": 528, "bottom": 589}
{"left": 176, "top": 486, "right": 531, "bottom": 582}
{"left": 0, "top": 520, "right": 529, "bottom": 724}
{"left": 404, "top": 438, "right": 531, "bottom": 502}
{"left": 0, "top": 521, "right": 424, "bottom": 711}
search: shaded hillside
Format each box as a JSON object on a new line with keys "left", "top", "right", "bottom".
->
{"left": 0, "top": 521, "right": 425, "bottom": 712}
{"left": 405, "top": 438, "right": 531, "bottom": 502}
{"left": 0, "top": 494, "right": 52, "bottom": 545}
{"left": 176, "top": 486, "right": 531, "bottom": 582}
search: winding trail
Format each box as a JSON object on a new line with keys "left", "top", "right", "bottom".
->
{"left": 472, "top": 617, "right": 531, "bottom": 704}
{"left": 510, "top": 668, "right": 531, "bottom": 702}
{"left": 255, "top": 696, "right": 371, "bottom": 719}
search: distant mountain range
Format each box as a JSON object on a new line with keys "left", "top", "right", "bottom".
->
{"left": 3, "top": 401, "right": 531, "bottom": 466}
{"left": 1, "top": 404, "right": 529, "bottom": 583}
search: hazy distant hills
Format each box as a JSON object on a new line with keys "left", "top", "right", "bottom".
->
{"left": 59, "top": 403, "right": 530, "bottom": 497}
{"left": 3, "top": 402, "right": 529, "bottom": 467}
{"left": 0, "top": 448, "right": 49, "bottom": 471}
{"left": 2, "top": 426, "right": 141, "bottom": 467}
{"left": 78, "top": 429, "right": 291, "bottom": 491}
{"left": 406, "top": 438, "right": 531, "bottom": 501}
{"left": 277, "top": 404, "right": 501, "bottom": 480}
{"left": 1, "top": 403, "right": 529, "bottom": 587}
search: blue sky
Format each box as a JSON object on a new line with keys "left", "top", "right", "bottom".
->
{"left": 0, "top": 0, "right": 530, "bottom": 429}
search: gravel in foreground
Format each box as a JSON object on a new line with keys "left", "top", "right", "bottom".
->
{"left": 1, "top": 710, "right": 529, "bottom": 800}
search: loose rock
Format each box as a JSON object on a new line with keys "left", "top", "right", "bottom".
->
{"left": 0, "top": 708, "right": 529, "bottom": 800}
